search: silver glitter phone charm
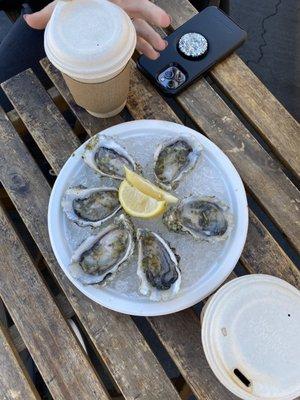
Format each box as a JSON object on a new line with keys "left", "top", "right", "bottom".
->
{"left": 178, "top": 32, "right": 208, "bottom": 59}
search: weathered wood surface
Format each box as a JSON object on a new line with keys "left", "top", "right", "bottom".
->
{"left": 0, "top": 325, "right": 40, "bottom": 400}
{"left": 9, "top": 293, "right": 75, "bottom": 354}
{"left": 149, "top": 309, "right": 237, "bottom": 400}
{"left": 0, "top": 73, "right": 234, "bottom": 399}
{"left": 0, "top": 206, "right": 109, "bottom": 400}
{"left": 39, "top": 62, "right": 300, "bottom": 397}
{"left": 175, "top": 77, "right": 299, "bottom": 248}
{"left": 1, "top": 70, "right": 80, "bottom": 172}
{"left": 0, "top": 107, "right": 181, "bottom": 400}
{"left": 154, "top": 0, "right": 300, "bottom": 178}
{"left": 40, "top": 59, "right": 123, "bottom": 136}
{"left": 212, "top": 54, "right": 300, "bottom": 178}
{"left": 177, "top": 78, "right": 300, "bottom": 251}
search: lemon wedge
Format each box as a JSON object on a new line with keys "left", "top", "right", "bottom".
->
{"left": 124, "top": 167, "right": 178, "bottom": 204}
{"left": 119, "top": 180, "right": 166, "bottom": 219}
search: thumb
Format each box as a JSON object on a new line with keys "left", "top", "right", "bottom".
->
{"left": 24, "top": 1, "right": 58, "bottom": 30}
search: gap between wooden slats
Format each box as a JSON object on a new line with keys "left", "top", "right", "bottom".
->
{"left": 153, "top": 0, "right": 300, "bottom": 179}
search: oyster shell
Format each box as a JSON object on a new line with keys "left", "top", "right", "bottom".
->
{"left": 154, "top": 136, "right": 202, "bottom": 190}
{"left": 137, "top": 229, "right": 181, "bottom": 301}
{"left": 62, "top": 186, "right": 121, "bottom": 227}
{"left": 69, "top": 214, "right": 135, "bottom": 285}
{"left": 83, "top": 135, "right": 137, "bottom": 180}
{"left": 163, "top": 196, "right": 232, "bottom": 241}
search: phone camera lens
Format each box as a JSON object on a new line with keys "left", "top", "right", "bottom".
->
{"left": 164, "top": 69, "right": 174, "bottom": 79}
{"left": 175, "top": 70, "right": 185, "bottom": 83}
{"left": 167, "top": 80, "right": 176, "bottom": 89}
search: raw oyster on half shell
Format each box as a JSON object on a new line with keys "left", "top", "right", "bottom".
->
{"left": 69, "top": 214, "right": 135, "bottom": 285}
{"left": 163, "top": 196, "right": 232, "bottom": 241}
{"left": 154, "top": 136, "right": 202, "bottom": 190}
{"left": 137, "top": 229, "right": 181, "bottom": 301}
{"left": 62, "top": 186, "right": 121, "bottom": 227}
{"left": 83, "top": 135, "right": 137, "bottom": 180}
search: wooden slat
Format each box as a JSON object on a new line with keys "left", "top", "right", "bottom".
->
{"left": 154, "top": 0, "right": 300, "bottom": 178}
{"left": 149, "top": 309, "right": 237, "bottom": 400}
{"left": 40, "top": 59, "right": 123, "bottom": 136}
{"left": 0, "top": 206, "right": 109, "bottom": 400}
{"left": 9, "top": 293, "right": 75, "bottom": 354}
{"left": 0, "top": 110, "right": 180, "bottom": 399}
{"left": 0, "top": 325, "right": 40, "bottom": 400}
{"left": 1, "top": 70, "right": 80, "bottom": 172}
{"left": 39, "top": 63, "right": 300, "bottom": 399}
{"left": 244, "top": 212, "right": 300, "bottom": 289}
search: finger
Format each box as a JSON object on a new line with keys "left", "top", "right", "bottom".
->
{"left": 118, "top": 0, "right": 170, "bottom": 28}
{"left": 136, "top": 36, "right": 160, "bottom": 60}
{"left": 133, "top": 19, "right": 167, "bottom": 51}
{"left": 24, "top": 0, "right": 57, "bottom": 30}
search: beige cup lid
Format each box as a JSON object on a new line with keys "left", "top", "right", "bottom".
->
{"left": 44, "top": 0, "right": 136, "bottom": 83}
{"left": 202, "top": 275, "right": 300, "bottom": 400}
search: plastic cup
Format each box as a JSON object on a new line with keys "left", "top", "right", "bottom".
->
{"left": 201, "top": 275, "right": 300, "bottom": 400}
{"left": 44, "top": 0, "right": 136, "bottom": 117}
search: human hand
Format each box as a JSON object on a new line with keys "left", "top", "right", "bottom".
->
{"left": 24, "top": 0, "right": 170, "bottom": 60}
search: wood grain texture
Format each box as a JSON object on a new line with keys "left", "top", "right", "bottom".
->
{"left": 0, "top": 325, "right": 40, "bottom": 400}
{"left": 212, "top": 54, "right": 300, "bottom": 178}
{"left": 0, "top": 206, "right": 109, "bottom": 400}
{"left": 154, "top": 0, "right": 300, "bottom": 177}
{"left": 148, "top": 310, "right": 237, "bottom": 400}
{"left": 177, "top": 78, "right": 300, "bottom": 251}
{"left": 127, "top": 61, "right": 180, "bottom": 123}
{"left": 40, "top": 58, "right": 299, "bottom": 400}
{"left": 244, "top": 212, "right": 300, "bottom": 289}
{"left": 0, "top": 108, "right": 181, "bottom": 400}
{"left": 6, "top": 60, "right": 298, "bottom": 399}
{"left": 1, "top": 69, "right": 80, "bottom": 172}
{"left": 9, "top": 293, "right": 74, "bottom": 354}
{"left": 40, "top": 59, "right": 123, "bottom": 136}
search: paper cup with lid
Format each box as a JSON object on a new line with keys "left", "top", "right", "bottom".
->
{"left": 201, "top": 275, "right": 300, "bottom": 400}
{"left": 45, "top": 0, "right": 136, "bottom": 117}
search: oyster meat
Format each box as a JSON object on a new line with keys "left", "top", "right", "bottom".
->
{"left": 163, "top": 196, "right": 232, "bottom": 241}
{"left": 69, "top": 214, "right": 135, "bottom": 285}
{"left": 137, "top": 229, "right": 181, "bottom": 301}
{"left": 62, "top": 186, "right": 121, "bottom": 227}
{"left": 154, "top": 136, "right": 202, "bottom": 190}
{"left": 83, "top": 135, "right": 137, "bottom": 179}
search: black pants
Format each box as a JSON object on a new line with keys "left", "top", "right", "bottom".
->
{"left": 0, "top": 0, "right": 230, "bottom": 111}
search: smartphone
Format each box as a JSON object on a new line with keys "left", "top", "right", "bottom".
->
{"left": 137, "top": 6, "right": 246, "bottom": 95}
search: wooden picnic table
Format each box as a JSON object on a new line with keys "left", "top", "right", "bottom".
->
{"left": 0, "top": 1, "right": 299, "bottom": 399}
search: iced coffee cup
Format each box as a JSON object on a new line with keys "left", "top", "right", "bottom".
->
{"left": 44, "top": 0, "right": 136, "bottom": 118}
{"left": 201, "top": 275, "right": 300, "bottom": 400}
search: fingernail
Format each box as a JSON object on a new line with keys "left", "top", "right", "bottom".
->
{"left": 164, "top": 39, "right": 168, "bottom": 48}
{"left": 168, "top": 14, "right": 173, "bottom": 25}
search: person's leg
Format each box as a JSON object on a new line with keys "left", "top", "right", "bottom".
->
{"left": 0, "top": 8, "right": 48, "bottom": 111}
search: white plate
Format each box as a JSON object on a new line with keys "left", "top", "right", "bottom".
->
{"left": 48, "top": 120, "right": 248, "bottom": 316}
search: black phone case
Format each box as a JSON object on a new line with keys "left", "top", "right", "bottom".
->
{"left": 137, "top": 6, "right": 247, "bottom": 95}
